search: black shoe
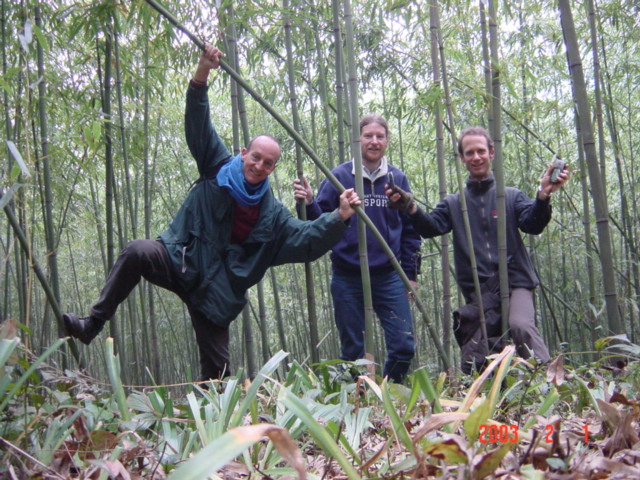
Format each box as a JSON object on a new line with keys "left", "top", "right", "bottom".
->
{"left": 63, "top": 314, "right": 105, "bottom": 345}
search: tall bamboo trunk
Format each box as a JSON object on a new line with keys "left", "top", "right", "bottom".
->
{"left": 284, "top": 0, "right": 321, "bottom": 365}
{"left": 225, "top": 5, "right": 260, "bottom": 376}
{"left": 342, "top": 0, "right": 376, "bottom": 374}
{"left": 331, "top": 0, "right": 347, "bottom": 166}
{"left": 486, "top": 0, "right": 510, "bottom": 339}
{"left": 34, "top": 6, "right": 62, "bottom": 354}
{"left": 558, "top": 0, "right": 621, "bottom": 336}
{"left": 141, "top": 22, "right": 160, "bottom": 383}
{"left": 429, "top": 0, "right": 452, "bottom": 368}
{"left": 597, "top": 15, "right": 639, "bottom": 342}
{"left": 440, "top": 2, "right": 488, "bottom": 357}
{"left": 311, "top": 9, "right": 335, "bottom": 170}
{"left": 479, "top": 2, "right": 492, "bottom": 134}
{"left": 101, "top": 27, "right": 122, "bottom": 352}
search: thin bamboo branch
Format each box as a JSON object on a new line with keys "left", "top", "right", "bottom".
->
{"left": 1, "top": 201, "right": 81, "bottom": 363}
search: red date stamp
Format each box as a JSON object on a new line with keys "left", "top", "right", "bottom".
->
{"left": 479, "top": 425, "right": 590, "bottom": 443}
{"left": 479, "top": 424, "right": 519, "bottom": 443}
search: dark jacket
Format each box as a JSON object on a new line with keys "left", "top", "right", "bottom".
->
{"left": 157, "top": 84, "right": 349, "bottom": 327}
{"left": 300, "top": 161, "right": 421, "bottom": 280}
{"left": 409, "top": 173, "right": 551, "bottom": 300}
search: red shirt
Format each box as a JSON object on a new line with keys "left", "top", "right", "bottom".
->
{"left": 230, "top": 204, "right": 260, "bottom": 244}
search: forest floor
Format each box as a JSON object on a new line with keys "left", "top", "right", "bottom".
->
{"left": 2, "top": 338, "right": 640, "bottom": 479}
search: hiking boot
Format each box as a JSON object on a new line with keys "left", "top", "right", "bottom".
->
{"left": 63, "top": 314, "right": 106, "bottom": 345}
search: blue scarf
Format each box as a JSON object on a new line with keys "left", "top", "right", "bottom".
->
{"left": 217, "top": 154, "right": 270, "bottom": 206}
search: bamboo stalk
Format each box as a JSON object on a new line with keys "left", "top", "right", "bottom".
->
{"left": 488, "top": 0, "right": 508, "bottom": 347}
{"left": 284, "top": 0, "right": 320, "bottom": 365}
{"left": 1, "top": 201, "right": 82, "bottom": 364}
{"left": 559, "top": 0, "right": 621, "bottom": 336}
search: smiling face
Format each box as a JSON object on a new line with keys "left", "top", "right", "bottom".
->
{"left": 459, "top": 134, "right": 494, "bottom": 181}
{"left": 360, "top": 122, "right": 388, "bottom": 169}
{"left": 241, "top": 135, "right": 280, "bottom": 185}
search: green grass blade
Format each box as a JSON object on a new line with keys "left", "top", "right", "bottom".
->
{"left": 229, "top": 350, "right": 288, "bottom": 428}
{"left": 413, "top": 367, "right": 443, "bottom": 413}
{"left": 104, "top": 337, "right": 130, "bottom": 421}
{"left": 279, "top": 386, "right": 360, "bottom": 480}
{"left": 0, "top": 337, "right": 66, "bottom": 411}
{"left": 523, "top": 387, "right": 560, "bottom": 430}
{"left": 166, "top": 424, "right": 301, "bottom": 480}
{"left": 380, "top": 380, "right": 414, "bottom": 452}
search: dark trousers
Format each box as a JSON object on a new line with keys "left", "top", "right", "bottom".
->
{"left": 330, "top": 268, "right": 415, "bottom": 383}
{"left": 91, "top": 239, "right": 230, "bottom": 380}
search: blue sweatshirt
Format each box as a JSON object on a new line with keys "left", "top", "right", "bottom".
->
{"left": 299, "top": 160, "right": 421, "bottom": 280}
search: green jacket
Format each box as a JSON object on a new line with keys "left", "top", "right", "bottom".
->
{"left": 158, "top": 84, "right": 349, "bottom": 327}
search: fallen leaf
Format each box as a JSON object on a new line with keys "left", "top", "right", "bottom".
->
{"left": 546, "top": 355, "right": 565, "bottom": 386}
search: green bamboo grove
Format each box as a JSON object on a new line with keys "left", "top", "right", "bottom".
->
{"left": 1, "top": 0, "right": 639, "bottom": 386}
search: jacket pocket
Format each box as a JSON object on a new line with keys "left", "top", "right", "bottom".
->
{"left": 178, "top": 232, "right": 203, "bottom": 289}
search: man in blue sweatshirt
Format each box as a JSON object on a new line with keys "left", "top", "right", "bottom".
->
{"left": 294, "top": 115, "right": 421, "bottom": 383}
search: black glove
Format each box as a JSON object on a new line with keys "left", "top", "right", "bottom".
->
{"left": 387, "top": 186, "right": 415, "bottom": 214}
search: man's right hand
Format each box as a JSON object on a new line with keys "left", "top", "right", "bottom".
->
{"left": 385, "top": 185, "right": 416, "bottom": 214}
{"left": 192, "top": 44, "right": 223, "bottom": 85}
{"left": 293, "top": 176, "right": 314, "bottom": 205}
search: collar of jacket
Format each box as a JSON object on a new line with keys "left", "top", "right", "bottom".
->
{"left": 350, "top": 156, "right": 389, "bottom": 183}
{"left": 466, "top": 172, "right": 495, "bottom": 194}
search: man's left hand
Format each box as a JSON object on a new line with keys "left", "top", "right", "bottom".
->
{"left": 538, "top": 160, "right": 569, "bottom": 201}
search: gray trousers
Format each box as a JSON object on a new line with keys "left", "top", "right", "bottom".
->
{"left": 91, "top": 239, "right": 230, "bottom": 380}
{"left": 508, "top": 288, "right": 550, "bottom": 362}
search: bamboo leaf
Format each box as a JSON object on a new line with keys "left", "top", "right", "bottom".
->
{"left": 0, "top": 338, "right": 66, "bottom": 411}
{"left": 166, "top": 424, "right": 306, "bottom": 480}
{"left": 278, "top": 387, "right": 361, "bottom": 480}
{"left": 0, "top": 340, "right": 20, "bottom": 399}
{"left": 18, "top": 19, "right": 33, "bottom": 52}
{"left": 523, "top": 387, "right": 560, "bottom": 430}
{"left": 6, "top": 141, "right": 31, "bottom": 178}
{"left": 229, "top": 350, "right": 288, "bottom": 428}
{"left": 464, "top": 398, "right": 491, "bottom": 444}
{"left": 473, "top": 442, "right": 514, "bottom": 480}
{"left": 381, "top": 379, "right": 414, "bottom": 452}
{"left": 413, "top": 413, "right": 469, "bottom": 445}
{"left": 104, "top": 337, "right": 131, "bottom": 422}
{"left": 414, "top": 367, "right": 444, "bottom": 413}
{"left": 453, "top": 346, "right": 515, "bottom": 432}
{"left": 422, "top": 436, "right": 469, "bottom": 464}
{"left": 0, "top": 184, "right": 24, "bottom": 210}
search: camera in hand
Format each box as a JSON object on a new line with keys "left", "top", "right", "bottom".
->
{"left": 388, "top": 172, "right": 396, "bottom": 191}
{"left": 550, "top": 158, "right": 567, "bottom": 184}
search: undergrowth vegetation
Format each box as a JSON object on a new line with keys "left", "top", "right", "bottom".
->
{"left": 1, "top": 333, "right": 640, "bottom": 479}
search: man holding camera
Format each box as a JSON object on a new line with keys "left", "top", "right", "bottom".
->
{"left": 387, "top": 126, "right": 568, "bottom": 372}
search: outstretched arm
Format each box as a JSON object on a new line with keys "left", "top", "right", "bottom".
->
{"left": 186, "top": 44, "right": 232, "bottom": 178}
{"left": 192, "top": 44, "right": 223, "bottom": 85}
